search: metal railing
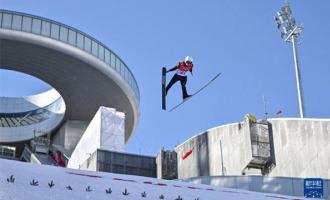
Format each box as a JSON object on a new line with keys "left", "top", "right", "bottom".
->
{"left": 0, "top": 10, "right": 140, "bottom": 104}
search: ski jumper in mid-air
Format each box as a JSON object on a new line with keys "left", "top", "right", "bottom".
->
{"left": 166, "top": 56, "right": 194, "bottom": 100}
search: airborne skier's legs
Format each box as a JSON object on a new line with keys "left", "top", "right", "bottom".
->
{"left": 165, "top": 74, "right": 180, "bottom": 96}
{"left": 179, "top": 76, "right": 190, "bottom": 99}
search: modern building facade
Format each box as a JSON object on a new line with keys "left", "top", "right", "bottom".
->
{"left": 0, "top": 9, "right": 140, "bottom": 166}
{"left": 80, "top": 149, "right": 157, "bottom": 178}
{"left": 174, "top": 117, "right": 330, "bottom": 198}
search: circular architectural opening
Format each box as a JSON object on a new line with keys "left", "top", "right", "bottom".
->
{"left": 0, "top": 69, "right": 52, "bottom": 97}
{"left": 0, "top": 69, "right": 66, "bottom": 142}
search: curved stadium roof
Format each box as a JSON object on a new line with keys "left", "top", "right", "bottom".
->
{"left": 0, "top": 10, "right": 140, "bottom": 142}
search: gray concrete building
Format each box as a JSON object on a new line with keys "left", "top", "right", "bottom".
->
{"left": 175, "top": 117, "right": 330, "bottom": 198}
{"left": 175, "top": 118, "right": 330, "bottom": 179}
{"left": 0, "top": 10, "right": 141, "bottom": 172}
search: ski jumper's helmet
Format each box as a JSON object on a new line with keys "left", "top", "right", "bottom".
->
{"left": 184, "top": 56, "right": 193, "bottom": 64}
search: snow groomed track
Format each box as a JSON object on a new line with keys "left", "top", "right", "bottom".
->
{"left": 0, "top": 159, "right": 307, "bottom": 200}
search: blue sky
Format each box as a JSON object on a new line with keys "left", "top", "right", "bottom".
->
{"left": 1, "top": 0, "right": 330, "bottom": 156}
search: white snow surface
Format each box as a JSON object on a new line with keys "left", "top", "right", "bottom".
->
{"left": 0, "top": 158, "right": 306, "bottom": 200}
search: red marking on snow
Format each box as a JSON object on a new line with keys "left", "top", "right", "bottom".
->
{"left": 113, "top": 178, "right": 136, "bottom": 182}
{"left": 182, "top": 149, "right": 193, "bottom": 160}
{"left": 173, "top": 185, "right": 183, "bottom": 188}
{"left": 156, "top": 183, "right": 167, "bottom": 186}
{"left": 222, "top": 190, "right": 245, "bottom": 194}
{"left": 143, "top": 181, "right": 167, "bottom": 186}
{"left": 187, "top": 186, "right": 203, "bottom": 190}
{"left": 67, "top": 172, "right": 102, "bottom": 178}
{"left": 265, "top": 195, "right": 288, "bottom": 199}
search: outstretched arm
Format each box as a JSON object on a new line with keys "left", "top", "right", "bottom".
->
{"left": 166, "top": 65, "right": 178, "bottom": 73}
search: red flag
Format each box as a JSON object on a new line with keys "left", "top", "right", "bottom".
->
{"left": 182, "top": 149, "right": 193, "bottom": 160}
{"left": 275, "top": 110, "right": 283, "bottom": 115}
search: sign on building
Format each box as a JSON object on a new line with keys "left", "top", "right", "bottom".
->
{"left": 304, "top": 178, "right": 323, "bottom": 198}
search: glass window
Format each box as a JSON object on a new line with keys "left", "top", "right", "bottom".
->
{"left": 84, "top": 37, "right": 91, "bottom": 52}
{"left": 12, "top": 15, "right": 22, "bottom": 30}
{"left": 68, "top": 29, "right": 76, "bottom": 46}
{"left": 116, "top": 57, "right": 121, "bottom": 72}
{"left": 110, "top": 53, "right": 116, "bottom": 69}
{"left": 2, "top": 13, "right": 12, "bottom": 29}
{"left": 0, "top": 13, "right": 2, "bottom": 28}
{"left": 50, "top": 24, "right": 59, "bottom": 39}
{"left": 98, "top": 45, "right": 104, "bottom": 60}
{"left": 125, "top": 66, "right": 129, "bottom": 81}
{"left": 77, "top": 33, "right": 84, "bottom": 49}
{"left": 41, "top": 21, "right": 50, "bottom": 36}
{"left": 91, "top": 40, "right": 98, "bottom": 56}
{"left": 59, "top": 26, "right": 68, "bottom": 42}
{"left": 22, "top": 17, "right": 32, "bottom": 32}
{"left": 32, "top": 18, "right": 41, "bottom": 34}
{"left": 105, "top": 49, "right": 110, "bottom": 64}
{"left": 120, "top": 62, "right": 125, "bottom": 78}
{"left": 127, "top": 73, "right": 132, "bottom": 87}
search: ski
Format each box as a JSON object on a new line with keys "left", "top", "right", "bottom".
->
{"left": 162, "top": 67, "right": 167, "bottom": 110}
{"left": 169, "top": 73, "right": 221, "bottom": 112}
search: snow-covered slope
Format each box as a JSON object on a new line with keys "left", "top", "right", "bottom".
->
{"left": 0, "top": 158, "right": 306, "bottom": 200}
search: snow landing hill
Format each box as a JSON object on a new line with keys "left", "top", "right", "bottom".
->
{"left": 0, "top": 158, "right": 307, "bottom": 200}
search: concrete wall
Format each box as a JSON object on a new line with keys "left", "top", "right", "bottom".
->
{"left": 175, "top": 120, "right": 253, "bottom": 179}
{"left": 184, "top": 176, "right": 330, "bottom": 199}
{"left": 175, "top": 118, "right": 330, "bottom": 179}
{"left": 52, "top": 120, "right": 88, "bottom": 156}
{"left": 269, "top": 118, "right": 330, "bottom": 178}
{"left": 80, "top": 150, "right": 97, "bottom": 171}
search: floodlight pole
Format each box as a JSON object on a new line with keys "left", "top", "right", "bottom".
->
{"left": 276, "top": 1, "right": 305, "bottom": 118}
{"left": 291, "top": 34, "right": 304, "bottom": 118}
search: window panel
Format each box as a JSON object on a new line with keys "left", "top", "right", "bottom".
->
{"left": 12, "top": 15, "right": 22, "bottom": 30}
{"left": 59, "top": 26, "right": 68, "bottom": 42}
{"left": 120, "top": 62, "right": 125, "bottom": 78}
{"left": 32, "top": 18, "right": 41, "bottom": 34}
{"left": 50, "top": 24, "right": 59, "bottom": 39}
{"left": 105, "top": 49, "right": 110, "bottom": 64}
{"left": 2, "top": 13, "right": 12, "bottom": 28}
{"left": 77, "top": 33, "right": 84, "bottom": 49}
{"left": 91, "top": 40, "right": 98, "bottom": 56}
{"left": 84, "top": 37, "right": 91, "bottom": 52}
{"left": 122, "top": 65, "right": 127, "bottom": 81}
{"left": 0, "top": 13, "right": 2, "bottom": 28}
{"left": 22, "top": 17, "right": 32, "bottom": 32}
{"left": 110, "top": 53, "right": 116, "bottom": 68}
{"left": 98, "top": 45, "right": 104, "bottom": 60}
{"left": 116, "top": 57, "right": 121, "bottom": 72}
{"left": 41, "top": 21, "right": 50, "bottom": 36}
{"left": 127, "top": 73, "right": 132, "bottom": 87}
{"left": 68, "top": 29, "right": 76, "bottom": 45}
{"left": 125, "top": 67, "right": 129, "bottom": 81}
